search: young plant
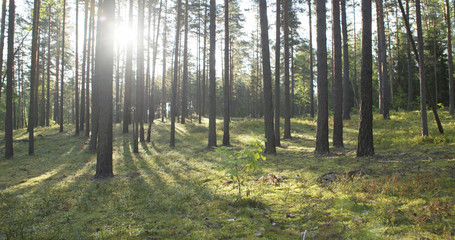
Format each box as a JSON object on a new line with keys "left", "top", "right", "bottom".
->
{"left": 216, "top": 140, "right": 266, "bottom": 199}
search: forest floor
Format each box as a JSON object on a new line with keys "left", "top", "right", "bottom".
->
{"left": 1, "top": 111, "right": 455, "bottom": 239}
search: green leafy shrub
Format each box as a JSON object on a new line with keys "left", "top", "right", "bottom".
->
{"left": 215, "top": 140, "right": 265, "bottom": 199}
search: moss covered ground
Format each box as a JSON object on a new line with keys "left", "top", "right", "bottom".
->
{"left": 1, "top": 111, "right": 455, "bottom": 239}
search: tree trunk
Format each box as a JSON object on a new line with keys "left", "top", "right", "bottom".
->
{"left": 123, "top": 0, "right": 134, "bottom": 133}
{"left": 283, "top": 0, "right": 291, "bottom": 139}
{"left": 60, "top": 0, "right": 66, "bottom": 133}
{"left": 85, "top": 0, "right": 94, "bottom": 137}
{"left": 147, "top": 0, "right": 163, "bottom": 141}
{"left": 0, "top": 0, "right": 7, "bottom": 99}
{"left": 259, "top": 0, "right": 276, "bottom": 154}
{"left": 376, "top": 0, "right": 389, "bottom": 120}
{"left": 4, "top": 0, "right": 14, "bottom": 158}
{"left": 137, "top": 0, "right": 145, "bottom": 142}
{"left": 80, "top": 0, "right": 88, "bottom": 130}
{"left": 332, "top": 0, "right": 343, "bottom": 148}
{"left": 341, "top": 0, "right": 350, "bottom": 120}
{"left": 54, "top": 22, "right": 60, "bottom": 124}
{"left": 309, "top": 0, "right": 314, "bottom": 118}
{"left": 40, "top": 30, "right": 45, "bottom": 127}
{"left": 416, "top": 0, "right": 428, "bottom": 136}
{"left": 406, "top": 0, "right": 413, "bottom": 110}
{"left": 446, "top": 0, "right": 455, "bottom": 115}
{"left": 398, "top": 0, "right": 443, "bottom": 134}
{"left": 171, "top": 0, "right": 182, "bottom": 147}
{"left": 274, "top": 0, "right": 280, "bottom": 146}
{"left": 75, "top": 0, "right": 80, "bottom": 134}
{"left": 207, "top": 0, "right": 217, "bottom": 148}
{"left": 29, "top": 0, "right": 40, "bottom": 155}
{"left": 161, "top": 0, "right": 168, "bottom": 122}
{"left": 90, "top": 0, "right": 101, "bottom": 150}
{"left": 95, "top": 0, "right": 115, "bottom": 179}
{"left": 315, "top": 0, "right": 329, "bottom": 154}
{"left": 202, "top": 2, "right": 208, "bottom": 118}
{"left": 182, "top": 0, "right": 189, "bottom": 124}
{"left": 46, "top": 4, "right": 51, "bottom": 127}
{"left": 357, "top": 0, "right": 374, "bottom": 157}
{"left": 223, "top": 0, "right": 230, "bottom": 146}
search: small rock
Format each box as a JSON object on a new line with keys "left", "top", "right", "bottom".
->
{"left": 253, "top": 232, "right": 262, "bottom": 236}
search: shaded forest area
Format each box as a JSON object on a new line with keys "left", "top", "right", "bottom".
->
{"left": 1, "top": 0, "right": 455, "bottom": 238}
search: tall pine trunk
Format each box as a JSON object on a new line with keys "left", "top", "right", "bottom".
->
{"left": 357, "top": 0, "right": 374, "bottom": 157}
{"left": 308, "top": 0, "right": 314, "bottom": 118}
{"left": 147, "top": 0, "right": 163, "bottom": 141}
{"left": 416, "top": 0, "right": 428, "bottom": 136}
{"left": 341, "top": 0, "right": 350, "bottom": 120}
{"left": 274, "top": 0, "right": 280, "bottom": 146}
{"left": 222, "top": 0, "right": 230, "bottom": 146}
{"left": 171, "top": 0, "right": 182, "bottom": 147}
{"left": 137, "top": 0, "right": 145, "bottom": 142}
{"left": 406, "top": 0, "right": 413, "bottom": 110}
{"left": 46, "top": 4, "right": 51, "bottom": 126}
{"left": 95, "top": 0, "right": 115, "bottom": 179}
{"left": 207, "top": 0, "right": 217, "bottom": 148}
{"left": 259, "top": 0, "right": 276, "bottom": 154}
{"left": 75, "top": 0, "right": 80, "bottom": 134}
{"left": 123, "top": 0, "right": 134, "bottom": 133}
{"left": 182, "top": 0, "right": 189, "bottom": 124}
{"left": 0, "top": 0, "right": 7, "bottom": 98}
{"left": 376, "top": 0, "right": 389, "bottom": 120}
{"left": 161, "top": 0, "right": 168, "bottom": 122}
{"left": 315, "top": 0, "right": 328, "bottom": 154}
{"left": 29, "top": 0, "right": 40, "bottom": 155}
{"left": 60, "top": 0, "right": 66, "bottom": 133}
{"left": 332, "top": 0, "right": 343, "bottom": 148}
{"left": 4, "top": 0, "right": 14, "bottom": 158}
{"left": 80, "top": 0, "right": 88, "bottom": 130}
{"left": 283, "top": 0, "right": 291, "bottom": 139}
{"left": 446, "top": 0, "right": 454, "bottom": 116}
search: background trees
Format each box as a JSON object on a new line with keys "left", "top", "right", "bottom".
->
{"left": 1, "top": 0, "right": 454, "bottom": 160}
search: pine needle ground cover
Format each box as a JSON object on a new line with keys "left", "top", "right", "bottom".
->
{"left": 1, "top": 111, "right": 454, "bottom": 239}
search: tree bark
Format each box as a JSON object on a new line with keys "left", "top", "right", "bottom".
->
{"left": 341, "top": 0, "right": 350, "bottom": 120}
{"left": 123, "top": 0, "right": 134, "bottom": 133}
{"left": 309, "top": 0, "right": 314, "bottom": 118}
{"left": 207, "top": 0, "right": 217, "bottom": 148}
{"left": 223, "top": 0, "right": 230, "bottom": 146}
{"left": 274, "top": 0, "right": 281, "bottom": 146}
{"left": 416, "top": 0, "right": 428, "bottom": 136}
{"left": 60, "top": 0, "right": 66, "bottom": 133}
{"left": 0, "top": 0, "right": 7, "bottom": 99}
{"left": 315, "top": 0, "right": 329, "bottom": 154}
{"left": 332, "top": 0, "right": 343, "bottom": 148}
{"left": 171, "top": 0, "right": 183, "bottom": 147}
{"left": 376, "top": 0, "right": 389, "bottom": 120}
{"left": 29, "top": 0, "right": 40, "bottom": 155}
{"left": 182, "top": 0, "right": 189, "bottom": 124}
{"left": 445, "top": 0, "right": 454, "bottom": 115}
{"left": 406, "top": 0, "right": 413, "bottom": 110}
{"left": 75, "top": 0, "right": 80, "bottom": 134}
{"left": 283, "top": 0, "right": 291, "bottom": 139}
{"left": 161, "top": 0, "right": 168, "bottom": 122}
{"left": 357, "top": 0, "right": 374, "bottom": 157}
{"left": 46, "top": 4, "right": 51, "bottom": 127}
{"left": 147, "top": 0, "right": 163, "bottom": 141}
{"left": 259, "top": 0, "right": 276, "bottom": 154}
{"left": 4, "top": 0, "right": 14, "bottom": 158}
{"left": 137, "top": 0, "right": 145, "bottom": 142}
{"left": 95, "top": 0, "right": 115, "bottom": 179}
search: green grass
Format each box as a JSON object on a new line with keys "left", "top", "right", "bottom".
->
{"left": 1, "top": 111, "right": 455, "bottom": 239}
